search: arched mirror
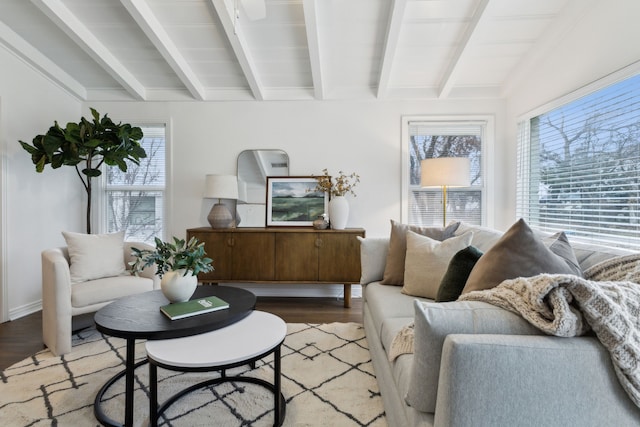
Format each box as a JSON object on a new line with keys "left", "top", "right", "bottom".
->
{"left": 237, "top": 149, "right": 289, "bottom": 227}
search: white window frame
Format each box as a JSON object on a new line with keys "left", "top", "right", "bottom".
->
{"left": 401, "top": 115, "right": 494, "bottom": 227}
{"left": 94, "top": 120, "right": 171, "bottom": 242}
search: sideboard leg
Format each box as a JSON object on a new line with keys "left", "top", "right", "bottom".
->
{"left": 343, "top": 284, "right": 351, "bottom": 308}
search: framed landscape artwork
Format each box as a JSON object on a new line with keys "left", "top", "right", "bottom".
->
{"left": 266, "top": 176, "right": 328, "bottom": 227}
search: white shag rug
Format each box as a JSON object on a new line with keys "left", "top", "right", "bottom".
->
{"left": 0, "top": 322, "right": 386, "bottom": 427}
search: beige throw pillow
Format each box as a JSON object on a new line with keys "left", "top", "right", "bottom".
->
{"left": 381, "top": 220, "right": 460, "bottom": 286}
{"left": 62, "top": 231, "right": 126, "bottom": 284}
{"left": 401, "top": 231, "right": 473, "bottom": 299}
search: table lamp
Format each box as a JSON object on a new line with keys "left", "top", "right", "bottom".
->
{"left": 421, "top": 157, "right": 470, "bottom": 227}
{"left": 204, "top": 174, "right": 239, "bottom": 228}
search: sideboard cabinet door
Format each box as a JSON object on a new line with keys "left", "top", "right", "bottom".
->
{"left": 231, "top": 232, "right": 275, "bottom": 281}
{"left": 274, "top": 233, "right": 318, "bottom": 281}
{"left": 189, "top": 230, "right": 233, "bottom": 282}
{"left": 318, "top": 232, "right": 363, "bottom": 283}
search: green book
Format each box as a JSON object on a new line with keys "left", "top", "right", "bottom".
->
{"left": 160, "top": 296, "right": 229, "bottom": 320}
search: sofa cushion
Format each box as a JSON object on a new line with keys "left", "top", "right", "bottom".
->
{"left": 363, "top": 282, "right": 432, "bottom": 336}
{"left": 381, "top": 220, "right": 459, "bottom": 286}
{"left": 357, "top": 236, "right": 389, "bottom": 285}
{"left": 402, "top": 231, "right": 473, "bottom": 299}
{"left": 71, "top": 275, "right": 154, "bottom": 308}
{"left": 62, "top": 231, "right": 126, "bottom": 284}
{"left": 406, "top": 300, "right": 542, "bottom": 413}
{"left": 461, "top": 219, "right": 580, "bottom": 294}
{"left": 572, "top": 241, "right": 635, "bottom": 271}
{"left": 436, "top": 245, "right": 483, "bottom": 302}
{"left": 454, "top": 222, "right": 503, "bottom": 252}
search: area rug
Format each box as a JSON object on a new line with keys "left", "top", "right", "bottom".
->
{"left": 0, "top": 322, "right": 386, "bottom": 426}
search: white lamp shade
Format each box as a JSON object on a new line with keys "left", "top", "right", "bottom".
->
{"left": 420, "top": 157, "right": 470, "bottom": 188}
{"left": 203, "top": 174, "right": 239, "bottom": 200}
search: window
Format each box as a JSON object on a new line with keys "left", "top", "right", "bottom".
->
{"left": 517, "top": 73, "right": 640, "bottom": 248}
{"left": 103, "top": 124, "right": 166, "bottom": 243}
{"left": 402, "top": 118, "right": 489, "bottom": 227}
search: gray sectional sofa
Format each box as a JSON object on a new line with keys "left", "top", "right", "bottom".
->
{"left": 360, "top": 221, "right": 640, "bottom": 427}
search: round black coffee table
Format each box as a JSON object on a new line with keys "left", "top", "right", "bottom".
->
{"left": 93, "top": 285, "right": 256, "bottom": 427}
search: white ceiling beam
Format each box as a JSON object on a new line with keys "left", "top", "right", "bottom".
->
{"left": 302, "top": 0, "right": 325, "bottom": 100}
{"left": 120, "top": 0, "right": 206, "bottom": 101}
{"left": 0, "top": 21, "right": 86, "bottom": 100}
{"left": 437, "top": 0, "right": 491, "bottom": 99}
{"left": 377, "top": 0, "right": 407, "bottom": 99}
{"left": 30, "top": 0, "right": 146, "bottom": 100}
{"left": 211, "top": 0, "right": 264, "bottom": 101}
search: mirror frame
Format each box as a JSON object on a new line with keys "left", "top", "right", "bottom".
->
{"left": 236, "top": 149, "right": 289, "bottom": 227}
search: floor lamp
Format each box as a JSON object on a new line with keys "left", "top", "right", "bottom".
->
{"left": 203, "top": 174, "right": 239, "bottom": 228}
{"left": 420, "top": 157, "right": 470, "bottom": 227}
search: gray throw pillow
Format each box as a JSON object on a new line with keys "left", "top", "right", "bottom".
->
{"left": 544, "top": 231, "right": 582, "bottom": 276}
{"left": 381, "top": 220, "right": 460, "bottom": 286}
{"left": 436, "top": 245, "right": 483, "bottom": 302}
{"left": 461, "top": 219, "right": 581, "bottom": 294}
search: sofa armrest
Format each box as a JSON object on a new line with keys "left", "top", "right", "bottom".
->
{"left": 124, "top": 242, "right": 161, "bottom": 289}
{"left": 42, "top": 247, "right": 72, "bottom": 314}
{"left": 41, "top": 247, "right": 73, "bottom": 355}
{"left": 358, "top": 236, "right": 389, "bottom": 284}
{"left": 434, "top": 334, "right": 640, "bottom": 427}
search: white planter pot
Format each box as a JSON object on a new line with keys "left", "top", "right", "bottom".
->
{"left": 161, "top": 269, "right": 197, "bottom": 303}
{"left": 329, "top": 196, "right": 349, "bottom": 230}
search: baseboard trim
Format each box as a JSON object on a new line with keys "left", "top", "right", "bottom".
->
{"left": 9, "top": 300, "right": 42, "bottom": 321}
{"left": 219, "top": 283, "right": 363, "bottom": 299}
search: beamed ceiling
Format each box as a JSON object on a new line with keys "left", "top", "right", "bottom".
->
{"left": 0, "top": 0, "right": 589, "bottom": 102}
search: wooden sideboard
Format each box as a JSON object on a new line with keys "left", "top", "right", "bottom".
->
{"left": 186, "top": 227, "right": 366, "bottom": 307}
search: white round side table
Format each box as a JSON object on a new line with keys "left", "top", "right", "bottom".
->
{"left": 145, "top": 310, "right": 287, "bottom": 427}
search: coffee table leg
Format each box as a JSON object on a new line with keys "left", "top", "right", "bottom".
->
{"left": 125, "top": 338, "right": 135, "bottom": 426}
{"left": 149, "top": 362, "right": 158, "bottom": 427}
{"left": 274, "top": 345, "right": 282, "bottom": 427}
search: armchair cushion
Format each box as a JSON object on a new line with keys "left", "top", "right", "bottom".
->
{"left": 71, "top": 275, "right": 154, "bottom": 308}
{"left": 62, "top": 231, "right": 126, "bottom": 283}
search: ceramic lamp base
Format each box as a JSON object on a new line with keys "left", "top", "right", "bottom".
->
{"left": 208, "top": 203, "right": 234, "bottom": 228}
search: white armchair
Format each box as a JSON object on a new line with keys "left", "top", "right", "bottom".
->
{"left": 41, "top": 241, "right": 160, "bottom": 356}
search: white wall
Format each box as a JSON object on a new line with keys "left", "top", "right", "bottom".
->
{"left": 0, "top": 46, "right": 81, "bottom": 320}
{"left": 86, "top": 99, "right": 507, "bottom": 241}
{"left": 504, "top": 0, "right": 640, "bottom": 222}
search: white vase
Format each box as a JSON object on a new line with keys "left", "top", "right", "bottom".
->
{"left": 160, "top": 269, "right": 197, "bottom": 303}
{"left": 329, "top": 196, "right": 349, "bottom": 230}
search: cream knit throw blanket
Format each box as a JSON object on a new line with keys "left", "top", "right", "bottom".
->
{"left": 458, "top": 273, "right": 640, "bottom": 408}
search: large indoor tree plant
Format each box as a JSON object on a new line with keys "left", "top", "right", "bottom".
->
{"left": 19, "top": 108, "right": 147, "bottom": 233}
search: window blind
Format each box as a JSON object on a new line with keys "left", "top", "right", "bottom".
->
{"left": 407, "top": 121, "right": 484, "bottom": 227}
{"left": 517, "top": 74, "right": 640, "bottom": 248}
{"left": 105, "top": 124, "right": 166, "bottom": 243}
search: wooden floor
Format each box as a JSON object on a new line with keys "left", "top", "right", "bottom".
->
{"left": 0, "top": 296, "right": 362, "bottom": 371}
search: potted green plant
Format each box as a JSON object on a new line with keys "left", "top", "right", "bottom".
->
{"left": 131, "top": 236, "right": 214, "bottom": 303}
{"left": 19, "top": 108, "right": 147, "bottom": 234}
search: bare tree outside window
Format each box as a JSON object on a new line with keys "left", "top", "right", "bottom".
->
{"left": 105, "top": 126, "right": 166, "bottom": 243}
